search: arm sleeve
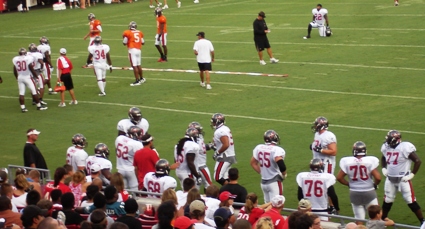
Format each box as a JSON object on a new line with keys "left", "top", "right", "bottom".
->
{"left": 327, "top": 185, "right": 339, "bottom": 211}
{"left": 253, "top": 20, "right": 266, "bottom": 35}
{"left": 23, "top": 146, "right": 36, "bottom": 166}
{"left": 297, "top": 186, "right": 304, "bottom": 200}
{"left": 277, "top": 159, "right": 286, "bottom": 172}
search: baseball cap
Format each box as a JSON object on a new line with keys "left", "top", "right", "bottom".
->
{"left": 258, "top": 11, "right": 266, "bottom": 18}
{"left": 214, "top": 208, "right": 232, "bottom": 224}
{"left": 271, "top": 195, "right": 285, "bottom": 208}
{"left": 21, "top": 205, "right": 48, "bottom": 226}
{"left": 0, "top": 171, "right": 7, "bottom": 183}
{"left": 298, "top": 199, "right": 312, "bottom": 210}
{"left": 189, "top": 200, "right": 205, "bottom": 213}
{"left": 141, "top": 134, "right": 153, "bottom": 143}
{"left": 196, "top": 32, "right": 205, "bottom": 38}
{"left": 219, "top": 191, "right": 237, "bottom": 202}
{"left": 27, "top": 129, "right": 40, "bottom": 136}
{"left": 90, "top": 164, "right": 101, "bottom": 173}
{"left": 173, "top": 216, "right": 193, "bottom": 229}
{"left": 60, "top": 48, "right": 67, "bottom": 54}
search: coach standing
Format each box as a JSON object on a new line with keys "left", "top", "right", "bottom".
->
{"left": 193, "top": 32, "right": 214, "bottom": 90}
{"left": 57, "top": 48, "right": 77, "bottom": 107}
{"left": 23, "top": 129, "right": 48, "bottom": 177}
{"left": 253, "top": 11, "right": 279, "bottom": 66}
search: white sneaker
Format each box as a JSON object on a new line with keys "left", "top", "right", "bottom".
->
{"left": 130, "top": 80, "right": 141, "bottom": 86}
{"left": 395, "top": 1, "right": 399, "bottom": 5}
{"left": 200, "top": 82, "right": 205, "bottom": 87}
{"left": 158, "top": 2, "right": 162, "bottom": 6}
{"left": 75, "top": 5, "right": 79, "bottom": 8}
{"left": 177, "top": 1, "right": 181, "bottom": 7}
{"left": 206, "top": 84, "right": 212, "bottom": 90}
{"left": 69, "top": 100, "right": 78, "bottom": 105}
{"left": 194, "top": 0, "right": 199, "bottom": 3}
{"left": 260, "top": 60, "right": 266, "bottom": 65}
{"left": 149, "top": 4, "right": 154, "bottom": 8}
{"left": 163, "top": 4, "right": 168, "bottom": 9}
{"left": 270, "top": 58, "right": 279, "bottom": 64}
{"left": 70, "top": 5, "right": 72, "bottom": 8}
{"left": 58, "top": 102, "right": 66, "bottom": 107}
{"left": 98, "top": 92, "right": 106, "bottom": 96}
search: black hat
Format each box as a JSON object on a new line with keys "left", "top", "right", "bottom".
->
{"left": 196, "top": 32, "right": 205, "bottom": 38}
{"left": 258, "top": 11, "right": 266, "bottom": 18}
{"left": 21, "top": 205, "right": 48, "bottom": 228}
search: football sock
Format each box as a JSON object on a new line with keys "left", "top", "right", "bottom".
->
{"left": 103, "top": 81, "right": 106, "bottom": 91}
{"left": 97, "top": 81, "right": 104, "bottom": 93}
{"left": 20, "top": 105, "right": 25, "bottom": 109}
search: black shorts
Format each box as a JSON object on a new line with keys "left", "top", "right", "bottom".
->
{"left": 198, "top": 62, "right": 212, "bottom": 71}
{"left": 60, "top": 73, "right": 74, "bottom": 91}
{"left": 254, "top": 37, "right": 271, "bottom": 51}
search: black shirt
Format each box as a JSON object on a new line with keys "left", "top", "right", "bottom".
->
{"left": 219, "top": 183, "right": 247, "bottom": 208}
{"left": 52, "top": 209, "right": 84, "bottom": 225}
{"left": 116, "top": 215, "right": 142, "bottom": 229}
{"left": 253, "top": 18, "right": 268, "bottom": 38}
{"left": 23, "top": 142, "right": 48, "bottom": 169}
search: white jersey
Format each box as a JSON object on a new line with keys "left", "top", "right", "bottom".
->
{"left": 174, "top": 140, "right": 200, "bottom": 174}
{"left": 381, "top": 142, "right": 415, "bottom": 177}
{"left": 196, "top": 135, "right": 207, "bottom": 167}
{"left": 339, "top": 156, "right": 379, "bottom": 192}
{"left": 311, "top": 130, "right": 337, "bottom": 173}
{"left": 115, "top": 135, "right": 144, "bottom": 171}
{"left": 86, "top": 156, "right": 113, "bottom": 175}
{"left": 213, "top": 125, "right": 235, "bottom": 157}
{"left": 12, "top": 55, "right": 34, "bottom": 76}
{"left": 88, "top": 44, "right": 110, "bottom": 65}
{"left": 117, "top": 118, "right": 149, "bottom": 136}
{"left": 296, "top": 171, "right": 336, "bottom": 210}
{"left": 143, "top": 172, "right": 177, "bottom": 198}
{"left": 312, "top": 8, "right": 328, "bottom": 25}
{"left": 66, "top": 146, "right": 89, "bottom": 172}
{"left": 27, "top": 52, "right": 43, "bottom": 70}
{"left": 252, "top": 144, "right": 286, "bottom": 180}
{"left": 37, "top": 44, "right": 51, "bottom": 59}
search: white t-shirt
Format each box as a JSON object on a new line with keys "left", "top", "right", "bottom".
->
{"left": 381, "top": 142, "right": 415, "bottom": 177}
{"left": 252, "top": 143, "right": 286, "bottom": 180}
{"left": 66, "top": 146, "right": 89, "bottom": 172}
{"left": 296, "top": 171, "right": 336, "bottom": 210}
{"left": 193, "top": 39, "right": 214, "bottom": 63}
{"left": 202, "top": 196, "right": 220, "bottom": 221}
{"left": 27, "top": 52, "right": 43, "bottom": 70}
{"left": 196, "top": 135, "right": 207, "bottom": 167}
{"left": 12, "top": 55, "right": 34, "bottom": 77}
{"left": 339, "top": 156, "right": 379, "bottom": 192}
{"left": 176, "top": 190, "right": 188, "bottom": 209}
{"left": 213, "top": 125, "right": 235, "bottom": 157}
{"left": 174, "top": 140, "right": 200, "bottom": 174}
{"left": 115, "top": 135, "right": 144, "bottom": 171}
{"left": 117, "top": 118, "right": 149, "bottom": 136}
{"left": 311, "top": 130, "right": 337, "bottom": 172}
{"left": 194, "top": 223, "right": 215, "bottom": 229}
{"left": 143, "top": 172, "right": 177, "bottom": 198}
{"left": 312, "top": 8, "right": 328, "bottom": 25}
{"left": 88, "top": 44, "right": 110, "bottom": 65}
{"left": 37, "top": 44, "right": 51, "bottom": 59}
{"left": 12, "top": 193, "right": 27, "bottom": 208}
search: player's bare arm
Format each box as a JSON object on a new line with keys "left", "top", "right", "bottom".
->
{"left": 250, "top": 157, "right": 261, "bottom": 174}
{"left": 170, "top": 162, "right": 180, "bottom": 170}
{"left": 86, "top": 53, "right": 94, "bottom": 66}
{"left": 13, "top": 66, "right": 18, "bottom": 79}
{"left": 336, "top": 170, "right": 349, "bottom": 187}
{"left": 409, "top": 152, "right": 421, "bottom": 175}
{"left": 194, "top": 50, "right": 198, "bottom": 55}
{"left": 45, "top": 52, "right": 52, "bottom": 67}
{"left": 321, "top": 142, "right": 337, "bottom": 156}
{"left": 186, "top": 153, "right": 199, "bottom": 178}
{"left": 29, "top": 64, "right": 37, "bottom": 79}
{"left": 211, "top": 51, "right": 215, "bottom": 62}
{"left": 275, "top": 156, "right": 287, "bottom": 177}
{"left": 218, "top": 136, "right": 230, "bottom": 153}
{"left": 324, "top": 14, "right": 329, "bottom": 26}
{"left": 370, "top": 168, "right": 381, "bottom": 187}
{"left": 37, "top": 59, "right": 44, "bottom": 70}
{"left": 106, "top": 53, "right": 112, "bottom": 73}
{"left": 102, "top": 169, "right": 112, "bottom": 180}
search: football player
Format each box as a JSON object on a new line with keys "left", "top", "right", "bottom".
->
{"left": 122, "top": 21, "right": 146, "bottom": 86}
{"left": 143, "top": 159, "right": 177, "bottom": 198}
{"left": 310, "top": 116, "right": 337, "bottom": 174}
{"left": 155, "top": 7, "right": 168, "bottom": 62}
{"left": 211, "top": 113, "right": 236, "bottom": 186}
{"left": 174, "top": 127, "right": 201, "bottom": 189}
{"left": 83, "top": 13, "right": 102, "bottom": 66}
{"left": 66, "top": 133, "right": 89, "bottom": 172}
{"left": 86, "top": 143, "right": 112, "bottom": 185}
{"left": 117, "top": 107, "right": 149, "bottom": 136}
{"left": 250, "top": 130, "right": 287, "bottom": 203}
{"left": 337, "top": 141, "right": 381, "bottom": 222}
{"left": 37, "top": 36, "right": 56, "bottom": 95}
{"left": 87, "top": 36, "right": 112, "bottom": 96}
{"left": 296, "top": 159, "right": 339, "bottom": 220}
{"left": 13, "top": 48, "right": 48, "bottom": 112}
{"left": 115, "top": 126, "right": 144, "bottom": 190}
{"left": 188, "top": 122, "right": 214, "bottom": 191}
{"left": 380, "top": 130, "right": 424, "bottom": 224}
{"left": 162, "top": 0, "right": 180, "bottom": 9}
{"left": 303, "top": 4, "right": 329, "bottom": 39}
{"left": 27, "top": 43, "right": 47, "bottom": 105}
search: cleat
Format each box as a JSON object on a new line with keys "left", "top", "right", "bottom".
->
{"left": 49, "top": 91, "right": 58, "bottom": 95}
{"left": 206, "top": 84, "right": 212, "bottom": 90}
{"left": 157, "top": 58, "right": 167, "bottom": 62}
{"left": 149, "top": 4, "right": 154, "bottom": 8}
{"left": 157, "top": 2, "right": 162, "bottom": 6}
{"left": 200, "top": 82, "right": 205, "bottom": 87}
{"left": 177, "top": 1, "right": 181, "bottom": 7}
{"left": 40, "top": 100, "right": 48, "bottom": 105}
{"left": 260, "top": 60, "right": 266, "bottom": 65}
{"left": 58, "top": 102, "right": 66, "bottom": 107}
{"left": 130, "top": 80, "right": 141, "bottom": 86}
{"left": 270, "top": 58, "right": 279, "bottom": 64}
{"left": 395, "top": 1, "right": 399, "bottom": 5}
{"left": 21, "top": 108, "right": 28, "bottom": 113}
{"left": 98, "top": 92, "right": 106, "bottom": 96}
{"left": 139, "top": 78, "right": 146, "bottom": 84}
{"left": 163, "top": 4, "right": 168, "bottom": 9}
{"left": 194, "top": 0, "right": 199, "bottom": 3}
{"left": 69, "top": 100, "right": 78, "bottom": 105}
{"left": 303, "top": 36, "right": 311, "bottom": 39}
{"left": 37, "top": 106, "right": 48, "bottom": 111}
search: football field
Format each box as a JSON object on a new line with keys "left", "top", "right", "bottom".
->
{"left": 0, "top": 0, "right": 424, "bottom": 225}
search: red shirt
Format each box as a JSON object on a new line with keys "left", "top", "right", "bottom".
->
{"left": 133, "top": 148, "right": 160, "bottom": 189}
{"left": 57, "top": 56, "right": 73, "bottom": 74}
{"left": 238, "top": 206, "right": 265, "bottom": 225}
{"left": 44, "top": 181, "right": 72, "bottom": 199}
{"left": 256, "top": 208, "right": 286, "bottom": 229}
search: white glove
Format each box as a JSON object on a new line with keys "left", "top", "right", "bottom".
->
{"left": 382, "top": 168, "right": 388, "bottom": 177}
{"left": 401, "top": 173, "right": 414, "bottom": 182}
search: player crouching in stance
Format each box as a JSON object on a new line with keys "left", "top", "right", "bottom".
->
{"left": 143, "top": 159, "right": 177, "bottom": 198}
{"left": 303, "top": 4, "right": 330, "bottom": 39}
{"left": 296, "top": 159, "right": 339, "bottom": 220}
{"left": 88, "top": 36, "right": 112, "bottom": 96}
{"left": 250, "top": 130, "right": 287, "bottom": 203}
{"left": 380, "top": 130, "right": 424, "bottom": 225}
{"left": 123, "top": 21, "right": 146, "bottom": 87}
{"left": 337, "top": 141, "right": 381, "bottom": 223}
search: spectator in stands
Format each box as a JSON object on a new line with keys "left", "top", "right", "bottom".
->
{"left": 51, "top": 189, "right": 63, "bottom": 211}
{"left": 294, "top": 213, "right": 314, "bottom": 229}
{"left": 233, "top": 219, "right": 251, "bottom": 229}
{"left": 116, "top": 198, "right": 142, "bottom": 229}
{"left": 257, "top": 195, "right": 286, "bottom": 229}
{"left": 45, "top": 167, "right": 72, "bottom": 199}
{"left": 0, "top": 183, "right": 19, "bottom": 212}
{"left": 161, "top": 188, "right": 178, "bottom": 205}
{"left": 69, "top": 170, "right": 89, "bottom": 207}
{"left": 36, "top": 199, "right": 53, "bottom": 216}
{"left": 36, "top": 216, "right": 67, "bottom": 229}
{"left": 203, "top": 185, "right": 220, "bottom": 222}
{"left": 177, "top": 178, "right": 195, "bottom": 209}
{"left": 133, "top": 134, "right": 160, "bottom": 190}
{"left": 189, "top": 199, "right": 215, "bottom": 228}
{"left": 219, "top": 168, "right": 247, "bottom": 208}
{"left": 287, "top": 211, "right": 304, "bottom": 229}
{"left": 110, "top": 172, "right": 129, "bottom": 202}
{"left": 238, "top": 192, "right": 271, "bottom": 225}
{"left": 63, "top": 164, "right": 74, "bottom": 186}
{"left": 27, "top": 190, "right": 42, "bottom": 207}
{"left": 0, "top": 170, "right": 8, "bottom": 184}
{"left": 173, "top": 216, "right": 194, "bottom": 229}
{"left": 344, "top": 222, "right": 357, "bottom": 229}
{"left": 366, "top": 205, "right": 395, "bottom": 229}
{"left": 21, "top": 205, "right": 48, "bottom": 229}
{"left": 12, "top": 174, "right": 30, "bottom": 209}
{"left": 255, "top": 217, "right": 274, "bottom": 229}
{"left": 184, "top": 188, "right": 201, "bottom": 217}
{"left": 92, "top": 177, "right": 104, "bottom": 192}
{"left": 81, "top": 185, "right": 100, "bottom": 207}
{"left": 53, "top": 192, "right": 83, "bottom": 225}
{"left": 218, "top": 191, "right": 236, "bottom": 214}
{"left": 309, "top": 214, "right": 321, "bottom": 229}
{"left": 153, "top": 200, "right": 177, "bottom": 229}
{"left": 0, "top": 196, "right": 23, "bottom": 228}
{"left": 23, "top": 129, "right": 48, "bottom": 179}
{"left": 297, "top": 199, "right": 312, "bottom": 213}
{"left": 139, "top": 203, "right": 158, "bottom": 229}
{"left": 91, "top": 209, "right": 109, "bottom": 229}
{"left": 29, "top": 170, "right": 41, "bottom": 183}
{"left": 80, "top": 193, "right": 115, "bottom": 228}
{"left": 80, "top": 221, "right": 93, "bottom": 229}
{"left": 213, "top": 208, "right": 232, "bottom": 229}
{"left": 16, "top": 168, "right": 41, "bottom": 195}
{"left": 103, "top": 185, "right": 126, "bottom": 217}
{"left": 110, "top": 222, "right": 130, "bottom": 229}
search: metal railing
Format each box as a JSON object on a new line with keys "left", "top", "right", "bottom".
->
{"left": 7, "top": 164, "right": 51, "bottom": 184}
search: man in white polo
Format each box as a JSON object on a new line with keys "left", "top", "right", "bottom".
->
{"left": 193, "top": 32, "right": 214, "bottom": 90}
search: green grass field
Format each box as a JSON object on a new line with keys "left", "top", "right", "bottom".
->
{"left": 1, "top": 0, "right": 425, "bottom": 226}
